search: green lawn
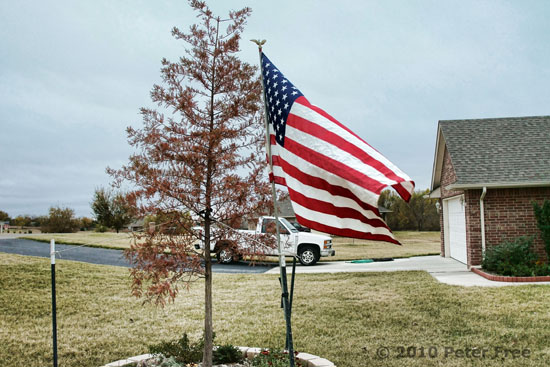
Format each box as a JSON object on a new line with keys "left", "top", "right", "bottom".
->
{"left": 1, "top": 252, "right": 549, "bottom": 366}
{"left": 21, "top": 230, "right": 441, "bottom": 261}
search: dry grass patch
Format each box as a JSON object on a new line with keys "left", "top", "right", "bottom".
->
{"left": 327, "top": 231, "right": 440, "bottom": 261}
{"left": 21, "top": 231, "right": 135, "bottom": 249}
{"left": 2, "top": 252, "right": 550, "bottom": 366}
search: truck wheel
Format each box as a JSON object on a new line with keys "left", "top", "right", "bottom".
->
{"left": 216, "top": 246, "right": 234, "bottom": 264}
{"left": 298, "top": 245, "right": 319, "bottom": 266}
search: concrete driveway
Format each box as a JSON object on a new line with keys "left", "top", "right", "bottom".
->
{"left": 267, "top": 255, "right": 550, "bottom": 287}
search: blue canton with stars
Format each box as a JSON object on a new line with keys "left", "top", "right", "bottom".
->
{"left": 261, "top": 53, "right": 304, "bottom": 146}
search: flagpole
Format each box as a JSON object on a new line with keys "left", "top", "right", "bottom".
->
{"left": 252, "top": 39, "right": 295, "bottom": 367}
{"left": 50, "top": 239, "right": 58, "bottom": 367}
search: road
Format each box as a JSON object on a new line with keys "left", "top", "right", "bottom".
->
{"left": 0, "top": 238, "right": 277, "bottom": 274}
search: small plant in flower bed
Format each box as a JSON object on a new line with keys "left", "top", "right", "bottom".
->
{"left": 141, "top": 332, "right": 243, "bottom": 366}
{"left": 249, "top": 349, "right": 304, "bottom": 367}
{"left": 482, "top": 236, "right": 550, "bottom": 277}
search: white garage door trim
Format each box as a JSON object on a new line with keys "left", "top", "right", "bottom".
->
{"left": 443, "top": 195, "right": 467, "bottom": 264}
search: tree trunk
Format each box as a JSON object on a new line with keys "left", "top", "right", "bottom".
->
{"left": 202, "top": 16, "right": 220, "bottom": 367}
{"left": 203, "top": 216, "right": 213, "bottom": 367}
{"left": 204, "top": 256, "right": 213, "bottom": 366}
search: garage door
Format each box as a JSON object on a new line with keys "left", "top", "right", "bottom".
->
{"left": 447, "top": 196, "right": 467, "bottom": 264}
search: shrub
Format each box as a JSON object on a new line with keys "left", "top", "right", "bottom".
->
{"left": 533, "top": 263, "right": 550, "bottom": 276}
{"left": 533, "top": 200, "right": 550, "bottom": 260}
{"left": 482, "top": 237, "right": 539, "bottom": 276}
{"left": 149, "top": 333, "right": 203, "bottom": 364}
{"left": 213, "top": 344, "right": 243, "bottom": 365}
{"left": 95, "top": 225, "right": 108, "bottom": 233}
{"left": 148, "top": 332, "right": 242, "bottom": 365}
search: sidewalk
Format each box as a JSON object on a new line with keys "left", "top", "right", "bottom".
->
{"left": 266, "top": 255, "right": 550, "bottom": 287}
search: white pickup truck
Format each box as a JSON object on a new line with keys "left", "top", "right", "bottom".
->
{"left": 194, "top": 216, "right": 335, "bottom": 266}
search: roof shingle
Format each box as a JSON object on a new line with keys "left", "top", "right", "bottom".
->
{"left": 440, "top": 116, "right": 550, "bottom": 186}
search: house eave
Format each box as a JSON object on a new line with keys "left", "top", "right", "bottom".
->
{"left": 430, "top": 124, "right": 445, "bottom": 191}
{"left": 446, "top": 181, "right": 550, "bottom": 190}
{"left": 427, "top": 186, "right": 441, "bottom": 198}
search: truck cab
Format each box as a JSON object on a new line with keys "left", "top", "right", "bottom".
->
{"left": 195, "top": 216, "right": 335, "bottom": 266}
{"left": 257, "top": 216, "right": 335, "bottom": 265}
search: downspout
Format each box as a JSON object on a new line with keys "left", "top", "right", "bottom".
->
{"left": 480, "top": 187, "right": 487, "bottom": 257}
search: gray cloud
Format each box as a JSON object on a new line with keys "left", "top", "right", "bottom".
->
{"left": 1, "top": 0, "right": 549, "bottom": 217}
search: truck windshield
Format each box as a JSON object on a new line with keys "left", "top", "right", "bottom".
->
{"left": 279, "top": 218, "right": 299, "bottom": 233}
{"left": 261, "top": 218, "right": 299, "bottom": 234}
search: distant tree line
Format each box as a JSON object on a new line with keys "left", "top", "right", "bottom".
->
{"left": 0, "top": 186, "right": 136, "bottom": 234}
{"left": 3, "top": 188, "right": 438, "bottom": 233}
{"left": 378, "top": 189, "right": 440, "bottom": 231}
{"left": 0, "top": 207, "right": 94, "bottom": 233}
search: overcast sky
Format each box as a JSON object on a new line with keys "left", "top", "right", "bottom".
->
{"left": 1, "top": 0, "right": 549, "bottom": 218}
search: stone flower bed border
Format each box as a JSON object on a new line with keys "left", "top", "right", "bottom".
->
{"left": 472, "top": 267, "right": 550, "bottom": 283}
{"left": 101, "top": 347, "right": 336, "bottom": 367}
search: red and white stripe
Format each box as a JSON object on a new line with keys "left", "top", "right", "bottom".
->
{"left": 269, "top": 96, "right": 414, "bottom": 244}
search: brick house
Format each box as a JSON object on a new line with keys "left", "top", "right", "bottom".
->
{"left": 429, "top": 116, "right": 550, "bottom": 266}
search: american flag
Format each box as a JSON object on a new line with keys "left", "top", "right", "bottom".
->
{"left": 261, "top": 53, "right": 414, "bottom": 244}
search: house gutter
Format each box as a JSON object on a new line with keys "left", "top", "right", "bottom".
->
{"left": 447, "top": 181, "right": 550, "bottom": 190}
{"left": 480, "top": 187, "right": 487, "bottom": 256}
